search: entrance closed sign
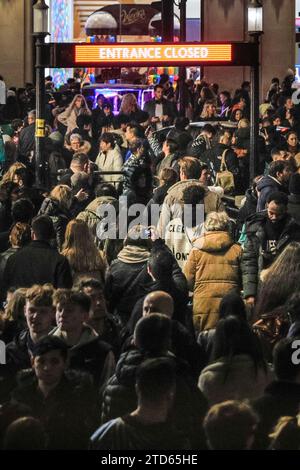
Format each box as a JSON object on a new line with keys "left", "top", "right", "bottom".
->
{"left": 75, "top": 43, "right": 232, "bottom": 65}
{"left": 53, "top": 42, "right": 258, "bottom": 68}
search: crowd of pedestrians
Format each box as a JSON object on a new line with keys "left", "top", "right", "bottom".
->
{"left": 0, "top": 70, "right": 300, "bottom": 450}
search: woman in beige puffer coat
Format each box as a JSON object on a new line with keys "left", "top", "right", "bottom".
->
{"left": 183, "top": 211, "right": 242, "bottom": 332}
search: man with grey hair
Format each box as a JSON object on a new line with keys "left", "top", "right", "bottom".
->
{"left": 18, "top": 110, "right": 36, "bottom": 163}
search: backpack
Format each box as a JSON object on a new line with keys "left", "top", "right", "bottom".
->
{"left": 215, "top": 149, "right": 235, "bottom": 195}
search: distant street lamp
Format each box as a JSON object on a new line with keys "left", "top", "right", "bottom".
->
{"left": 248, "top": 0, "right": 263, "bottom": 183}
{"left": 248, "top": 0, "right": 263, "bottom": 35}
{"left": 33, "top": 0, "right": 49, "bottom": 188}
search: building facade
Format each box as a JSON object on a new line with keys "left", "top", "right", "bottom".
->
{"left": 0, "top": 0, "right": 296, "bottom": 99}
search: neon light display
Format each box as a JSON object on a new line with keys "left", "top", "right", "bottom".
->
{"left": 50, "top": 0, "right": 73, "bottom": 87}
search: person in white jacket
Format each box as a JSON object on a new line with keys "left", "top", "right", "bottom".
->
{"left": 96, "top": 133, "right": 123, "bottom": 184}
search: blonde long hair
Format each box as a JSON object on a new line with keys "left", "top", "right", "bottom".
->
{"left": 64, "top": 94, "right": 91, "bottom": 118}
{"left": 50, "top": 184, "right": 73, "bottom": 210}
{"left": 119, "top": 93, "right": 138, "bottom": 114}
{"left": 200, "top": 100, "right": 217, "bottom": 119}
{"left": 1, "top": 162, "right": 27, "bottom": 185}
{"left": 62, "top": 219, "right": 106, "bottom": 275}
{"left": 256, "top": 242, "right": 300, "bottom": 317}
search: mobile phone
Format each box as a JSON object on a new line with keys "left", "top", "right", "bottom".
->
{"left": 143, "top": 228, "right": 151, "bottom": 238}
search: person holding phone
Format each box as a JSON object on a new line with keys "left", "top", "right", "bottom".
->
{"left": 143, "top": 85, "right": 177, "bottom": 131}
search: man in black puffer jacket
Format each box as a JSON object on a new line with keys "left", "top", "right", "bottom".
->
{"left": 242, "top": 192, "right": 300, "bottom": 306}
{"left": 101, "top": 314, "right": 208, "bottom": 449}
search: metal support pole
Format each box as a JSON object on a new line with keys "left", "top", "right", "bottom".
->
{"left": 162, "top": 0, "right": 174, "bottom": 42}
{"left": 179, "top": 0, "right": 187, "bottom": 116}
{"left": 250, "top": 37, "right": 260, "bottom": 184}
{"left": 34, "top": 33, "right": 47, "bottom": 188}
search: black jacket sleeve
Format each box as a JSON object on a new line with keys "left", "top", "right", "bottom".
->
{"left": 55, "top": 256, "right": 73, "bottom": 289}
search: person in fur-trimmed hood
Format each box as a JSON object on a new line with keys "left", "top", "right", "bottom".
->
{"left": 183, "top": 211, "right": 242, "bottom": 332}
{"left": 158, "top": 157, "right": 224, "bottom": 238}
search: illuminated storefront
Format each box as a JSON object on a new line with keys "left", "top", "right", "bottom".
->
{"left": 47, "top": 0, "right": 201, "bottom": 88}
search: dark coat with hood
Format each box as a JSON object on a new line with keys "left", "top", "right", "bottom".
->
{"left": 122, "top": 155, "right": 150, "bottom": 193}
{"left": 38, "top": 197, "right": 71, "bottom": 249}
{"left": 76, "top": 195, "right": 119, "bottom": 247}
{"left": 256, "top": 175, "right": 289, "bottom": 212}
{"left": 50, "top": 324, "right": 115, "bottom": 395}
{"left": 105, "top": 240, "right": 188, "bottom": 327}
{"left": 122, "top": 166, "right": 153, "bottom": 208}
{"left": 101, "top": 348, "right": 208, "bottom": 449}
{"left": 241, "top": 212, "right": 300, "bottom": 298}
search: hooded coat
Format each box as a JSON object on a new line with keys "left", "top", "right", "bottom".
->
{"left": 256, "top": 175, "right": 289, "bottom": 212}
{"left": 50, "top": 324, "right": 115, "bottom": 395}
{"left": 38, "top": 197, "right": 71, "bottom": 250}
{"left": 183, "top": 231, "right": 242, "bottom": 331}
{"left": 76, "top": 195, "right": 119, "bottom": 247}
{"left": 158, "top": 180, "right": 225, "bottom": 238}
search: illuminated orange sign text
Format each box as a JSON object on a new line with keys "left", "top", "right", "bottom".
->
{"left": 75, "top": 43, "right": 232, "bottom": 64}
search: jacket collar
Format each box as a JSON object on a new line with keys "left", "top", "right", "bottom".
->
{"left": 28, "top": 240, "right": 52, "bottom": 249}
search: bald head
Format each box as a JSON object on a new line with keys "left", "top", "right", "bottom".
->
{"left": 143, "top": 291, "right": 174, "bottom": 319}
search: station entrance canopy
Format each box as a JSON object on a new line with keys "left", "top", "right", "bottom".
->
{"left": 50, "top": 42, "right": 259, "bottom": 68}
